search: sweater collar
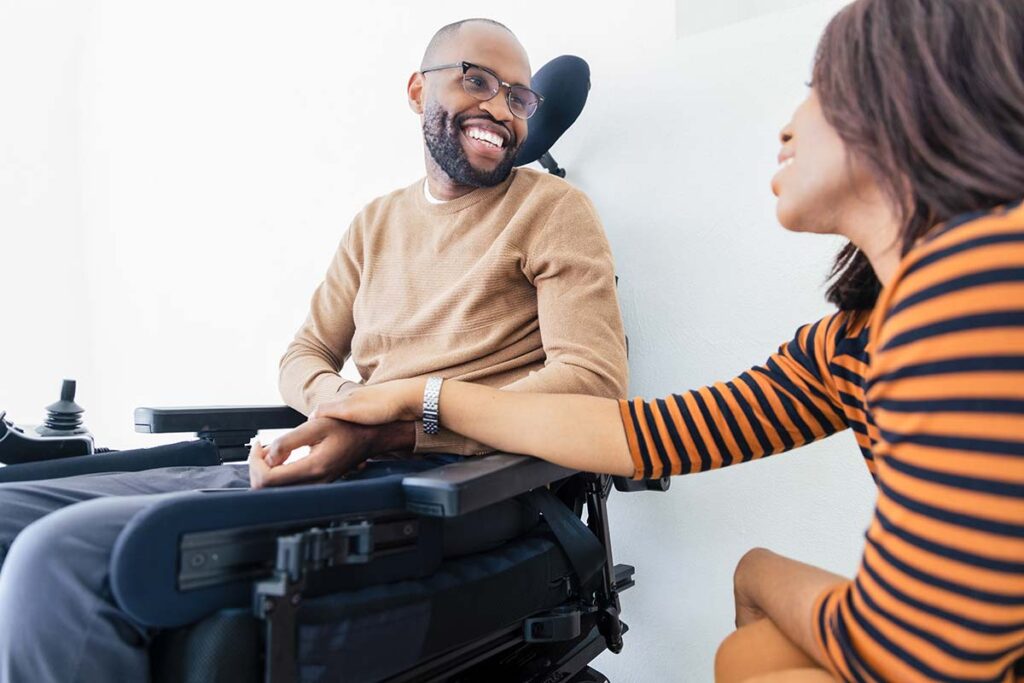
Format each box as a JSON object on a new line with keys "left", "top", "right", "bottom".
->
{"left": 412, "top": 169, "right": 518, "bottom": 216}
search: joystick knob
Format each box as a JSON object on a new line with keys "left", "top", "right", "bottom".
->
{"left": 36, "top": 379, "right": 88, "bottom": 436}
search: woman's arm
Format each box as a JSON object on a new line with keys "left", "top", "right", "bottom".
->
{"left": 312, "top": 311, "right": 858, "bottom": 480}
{"left": 316, "top": 378, "right": 635, "bottom": 477}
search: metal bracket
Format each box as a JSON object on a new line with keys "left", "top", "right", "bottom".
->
{"left": 252, "top": 518, "right": 419, "bottom": 683}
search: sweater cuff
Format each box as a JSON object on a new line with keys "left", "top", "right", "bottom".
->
{"left": 307, "top": 377, "right": 360, "bottom": 416}
{"left": 413, "top": 422, "right": 493, "bottom": 456}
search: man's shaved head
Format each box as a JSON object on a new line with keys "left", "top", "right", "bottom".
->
{"left": 420, "top": 18, "right": 516, "bottom": 70}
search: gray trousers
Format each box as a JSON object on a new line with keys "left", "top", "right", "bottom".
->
{"left": 0, "top": 465, "right": 250, "bottom": 683}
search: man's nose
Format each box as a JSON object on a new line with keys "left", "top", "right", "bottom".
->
{"left": 479, "top": 91, "right": 514, "bottom": 123}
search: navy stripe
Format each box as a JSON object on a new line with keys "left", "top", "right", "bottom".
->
{"left": 875, "top": 508, "right": 1024, "bottom": 573}
{"left": 642, "top": 401, "right": 674, "bottom": 478}
{"left": 875, "top": 397, "right": 1024, "bottom": 415}
{"left": 655, "top": 398, "right": 688, "bottom": 475}
{"left": 772, "top": 386, "right": 817, "bottom": 443}
{"left": 882, "top": 311, "right": 1024, "bottom": 351}
{"left": 884, "top": 454, "right": 1024, "bottom": 498}
{"left": 725, "top": 380, "right": 774, "bottom": 457}
{"left": 867, "top": 535, "right": 1024, "bottom": 605}
{"left": 834, "top": 345, "right": 870, "bottom": 365}
{"left": 691, "top": 390, "right": 732, "bottom": 467}
{"left": 708, "top": 385, "right": 754, "bottom": 462}
{"left": 785, "top": 319, "right": 823, "bottom": 379}
{"left": 868, "top": 355, "right": 1024, "bottom": 387}
{"left": 838, "top": 391, "right": 866, "bottom": 412}
{"left": 879, "top": 427, "right": 1024, "bottom": 458}
{"left": 672, "top": 394, "right": 711, "bottom": 472}
{"left": 850, "top": 420, "right": 870, "bottom": 437}
{"left": 861, "top": 554, "right": 1020, "bottom": 635}
{"left": 829, "top": 362, "right": 866, "bottom": 387}
{"left": 888, "top": 267, "right": 1024, "bottom": 318}
{"left": 845, "top": 582, "right": 1001, "bottom": 682}
{"left": 878, "top": 477, "right": 1024, "bottom": 537}
{"left": 627, "top": 402, "right": 653, "bottom": 479}
{"left": 737, "top": 373, "right": 795, "bottom": 450}
{"left": 903, "top": 231, "right": 1024, "bottom": 280}
{"left": 762, "top": 358, "right": 843, "bottom": 428}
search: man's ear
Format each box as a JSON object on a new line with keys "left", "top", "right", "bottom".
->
{"left": 407, "top": 72, "right": 425, "bottom": 114}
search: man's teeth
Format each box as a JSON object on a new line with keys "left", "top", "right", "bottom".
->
{"left": 781, "top": 158, "right": 795, "bottom": 168}
{"left": 465, "top": 127, "right": 504, "bottom": 148}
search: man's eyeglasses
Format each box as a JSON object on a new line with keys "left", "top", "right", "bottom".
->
{"left": 420, "top": 61, "right": 544, "bottom": 120}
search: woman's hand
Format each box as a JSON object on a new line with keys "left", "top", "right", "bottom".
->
{"left": 311, "top": 377, "right": 426, "bottom": 425}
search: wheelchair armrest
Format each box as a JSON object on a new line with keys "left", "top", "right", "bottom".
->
{"left": 402, "top": 453, "right": 575, "bottom": 518}
{"left": 134, "top": 406, "right": 305, "bottom": 461}
{"left": 134, "top": 406, "right": 305, "bottom": 434}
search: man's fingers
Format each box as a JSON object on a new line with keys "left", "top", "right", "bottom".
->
{"left": 247, "top": 442, "right": 271, "bottom": 489}
{"left": 259, "top": 454, "right": 326, "bottom": 488}
{"left": 266, "top": 421, "right": 324, "bottom": 467}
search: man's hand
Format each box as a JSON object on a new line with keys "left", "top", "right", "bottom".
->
{"left": 312, "top": 378, "right": 426, "bottom": 425}
{"left": 248, "top": 417, "right": 412, "bottom": 489}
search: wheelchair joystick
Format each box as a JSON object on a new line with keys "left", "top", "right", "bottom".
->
{"left": 36, "top": 379, "right": 88, "bottom": 436}
{"left": 0, "top": 379, "right": 96, "bottom": 465}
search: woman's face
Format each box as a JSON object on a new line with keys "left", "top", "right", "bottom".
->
{"left": 772, "top": 89, "right": 879, "bottom": 235}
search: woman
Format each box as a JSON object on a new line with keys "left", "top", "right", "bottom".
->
{"left": 253, "top": 0, "right": 1024, "bottom": 680}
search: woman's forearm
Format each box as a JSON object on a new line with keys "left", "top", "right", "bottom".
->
{"left": 437, "top": 380, "right": 635, "bottom": 477}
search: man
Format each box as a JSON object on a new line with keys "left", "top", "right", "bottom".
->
{"left": 0, "top": 18, "right": 626, "bottom": 681}
{"left": 250, "top": 18, "right": 627, "bottom": 485}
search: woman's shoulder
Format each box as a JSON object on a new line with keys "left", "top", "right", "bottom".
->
{"left": 872, "top": 200, "right": 1024, "bottom": 356}
{"left": 902, "top": 199, "right": 1024, "bottom": 280}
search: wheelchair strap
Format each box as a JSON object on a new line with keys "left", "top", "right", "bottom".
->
{"left": 524, "top": 488, "right": 604, "bottom": 587}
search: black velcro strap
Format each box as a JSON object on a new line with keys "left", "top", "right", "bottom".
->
{"left": 524, "top": 488, "right": 604, "bottom": 586}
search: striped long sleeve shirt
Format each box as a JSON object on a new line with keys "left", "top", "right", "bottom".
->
{"left": 619, "top": 200, "right": 1024, "bottom": 681}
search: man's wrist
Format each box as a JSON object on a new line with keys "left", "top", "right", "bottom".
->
{"left": 365, "top": 420, "right": 417, "bottom": 453}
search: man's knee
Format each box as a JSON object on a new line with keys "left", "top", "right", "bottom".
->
{"left": 0, "top": 485, "right": 51, "bottom": 567}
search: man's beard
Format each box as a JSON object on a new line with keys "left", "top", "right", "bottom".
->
{"left": 422, "top": 101, "right": 519, "bottom": 188}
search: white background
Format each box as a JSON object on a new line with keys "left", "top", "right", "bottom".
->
{"left": 0, "top": 1, "right": 876, "bottom": 679}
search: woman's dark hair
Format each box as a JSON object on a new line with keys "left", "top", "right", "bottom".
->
{"left": 814, "top": 0, "right": 1024, "bottom": 310}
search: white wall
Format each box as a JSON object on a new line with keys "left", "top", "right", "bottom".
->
{"left": 0, "top": 1, "right": 876, "bottom": 680}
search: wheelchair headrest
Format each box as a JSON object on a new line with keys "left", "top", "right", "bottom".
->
{"left": 515, "top": 55, "right": 591, "bottom": 166}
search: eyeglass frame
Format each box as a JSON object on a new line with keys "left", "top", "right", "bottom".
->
{"left": 419, "top": 60, "right": 544, "bottom": 120}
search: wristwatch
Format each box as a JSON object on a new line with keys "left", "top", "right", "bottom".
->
{"left": 422, "top": 377, "right": 444, "bottom": 435}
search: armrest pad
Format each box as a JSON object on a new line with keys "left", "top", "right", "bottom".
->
{"left": 134, "top": 406, "right": 305, "bottom": 434}
{"left": 402, "top": 453, "right": 575, "bottom": 518}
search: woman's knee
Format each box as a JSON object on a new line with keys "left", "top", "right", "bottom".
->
{"left": 714, "top": 619, "right": 820, "bottom": 683}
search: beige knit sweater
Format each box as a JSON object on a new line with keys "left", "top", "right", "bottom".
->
{"left": 279, "top": 167, "right": 628, "bottom": 455}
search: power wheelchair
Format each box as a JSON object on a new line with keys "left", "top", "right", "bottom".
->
{"left": 0, "top": 56, "right": 669, "bottom": 683}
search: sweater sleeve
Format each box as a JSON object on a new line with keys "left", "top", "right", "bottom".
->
{"left": 414, "top": 188, "right": 630, "bottom": 455}
{"left": 278, "top": 224, "right": 361, "bottom": 415}
{"left": 813, "top": 208, "right": 1024, "bottom": 682}
{"left": 618, "top": 312, "right": 855, "bottom": 479}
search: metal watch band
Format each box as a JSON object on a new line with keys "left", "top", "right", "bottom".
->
{"left": 422, "top": 376, "right": 444, "bottom": 435}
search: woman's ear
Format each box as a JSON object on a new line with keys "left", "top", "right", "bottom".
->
{"left": 407, "top": 72, "right": 425, "bottom": 114}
